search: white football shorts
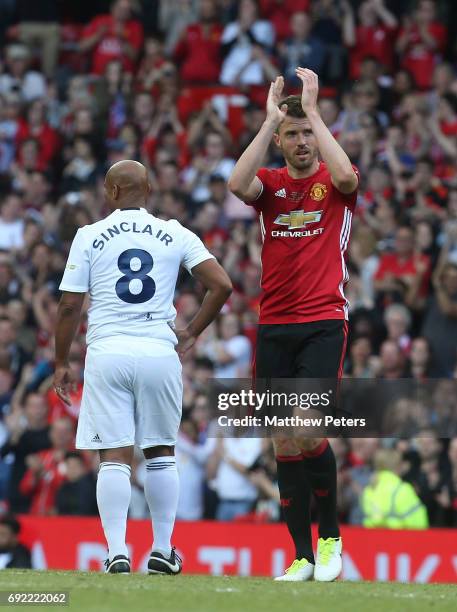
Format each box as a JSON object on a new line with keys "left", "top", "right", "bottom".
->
{"left": 76, "top": 339, "right": 183, "bottom": 450}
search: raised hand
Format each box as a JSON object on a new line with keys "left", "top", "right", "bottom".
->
{"left": 266, "top": 76, "right": 288, "bottom": 127}
{"left": 295, "top": 67, "right": 319, "bottom": 114}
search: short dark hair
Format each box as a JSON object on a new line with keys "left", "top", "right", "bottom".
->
{"left": 0, "top": 514, "right": 21, "bottom": 535}
{"left": 278, "top": 95, "right": 306, "bottom": 119}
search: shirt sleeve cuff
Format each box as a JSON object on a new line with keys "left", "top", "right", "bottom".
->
{"left": 253, "top": 180, "right": 264, "bottom": 201}
{"left": 187, "top": 253, "right": 216, "bottom": 275}
{"left": 58, "top": 284, "right": 88, "bottom": 293}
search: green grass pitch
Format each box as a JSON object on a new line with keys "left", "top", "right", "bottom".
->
{"left": 0, "top": 571, "right": 456, "bottom": 612}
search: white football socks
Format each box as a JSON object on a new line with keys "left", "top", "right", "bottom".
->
{"left": 96, "top": 462, "right": 131, "bottom": 560}
{"left": 144, "top": 456, "right": 179, "bottom": 557}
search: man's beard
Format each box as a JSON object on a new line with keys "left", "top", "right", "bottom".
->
{"left": 284, "top": 149, "right": 317, "bottom": 170}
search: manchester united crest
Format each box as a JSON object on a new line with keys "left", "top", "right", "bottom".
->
{"left": 310, "top": 183, "right": 328, "bottom": 201}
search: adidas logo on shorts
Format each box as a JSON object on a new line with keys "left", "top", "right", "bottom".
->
{"left": 92, "top": 433, "right": 102, "bottom": 443}
{"left": 275, "top": 188, "right": 287, "bottom": 198}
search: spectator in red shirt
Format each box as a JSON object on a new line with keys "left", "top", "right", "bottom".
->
{"left": 15, "top": 138, "right": 41, "bottom": 173}
{"left": 19, "top": 417, "right": 75, "bottom": 515}
{"left": 80, "top": 0, "right": 144, "bottom": 75}
{"left": 396, "top": 0, "right": 447, "bottom": 90}
{"left": 143, "top": 106, "right": 189, "bottom": 170}
{"left": 402, "top": 158, "right": 448, "bottom": 219}
{"left": 173, "top": 0, "right": 223, "bottom": 83}
{"left": 16, "top": 100, "right": 59, "bottom": 171}
{"left": 343, "top": 0, "right": 398, "bottom": 80}
{"left": 374, "top": 225, "right": 431, "bottom": 309}
{"left": 45, "top": 346, "right": 84, "bottom": 425}
{"left": 437, "top": 93, "right": 457, "bottom": 137}
{"left": 136, "top": 36, "right": 175, "bottom": 93}
{"left": 260, "top": 0, "right": 310, "bottom": 41}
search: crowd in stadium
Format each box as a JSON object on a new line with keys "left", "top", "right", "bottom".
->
{"left": 0, "top": 0, "right": 457, "bottom": 537}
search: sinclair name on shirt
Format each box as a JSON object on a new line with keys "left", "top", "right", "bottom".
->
{"left": 92, "top": 222, "right": 173, "bottom": 251}
{"left": 271, "top": 209, "right": 324, "bottom": 238}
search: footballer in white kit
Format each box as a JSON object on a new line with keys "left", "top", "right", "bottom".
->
{"left": 59, "top": 207, "right": 212, "bottom": 450}
{"left": 54, "top": 160, "right": 232, "bottom": 575}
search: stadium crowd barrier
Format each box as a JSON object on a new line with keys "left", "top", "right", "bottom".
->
{"left": 18, "top": 516, "right": 456, "bottom": 583}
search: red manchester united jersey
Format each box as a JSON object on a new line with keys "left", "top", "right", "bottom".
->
{"left": 248, "top": 162, "right": 358, "bottom": 324}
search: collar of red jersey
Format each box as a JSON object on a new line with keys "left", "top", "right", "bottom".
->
{"left": 285, "top": 161, "right": 322, "bottom": 182}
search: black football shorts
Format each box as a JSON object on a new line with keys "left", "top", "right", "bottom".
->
{"left": 254, "top": 319, "right": 348, "bottom": 381}
{"left": 252, "top": 319, "right": 349, "bottom": 431}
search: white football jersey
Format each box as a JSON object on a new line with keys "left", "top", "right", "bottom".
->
{"left": 59, "top": 207, "right": 214, "bottom": 346}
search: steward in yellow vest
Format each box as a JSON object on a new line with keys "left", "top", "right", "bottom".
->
{"left": 362, "top": 449, "right": 429, "bottom": 529}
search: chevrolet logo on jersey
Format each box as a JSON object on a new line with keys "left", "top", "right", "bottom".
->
{"left": 274, "top": 210, "right": 323, "bottom": 229}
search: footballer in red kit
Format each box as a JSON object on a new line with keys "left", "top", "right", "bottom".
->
{"left": 229, "top": 69, "right": 359, "bottom": 583}
{"left": 253, "top": 163, "right": 357, "bottom": 325}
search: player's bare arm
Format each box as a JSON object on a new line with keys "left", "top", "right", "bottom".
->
{"left": 228, "top": 76, "right": 288, "bottom": 201}
{"left": 175, "top": 258, "right": 232, "bottom": 357}
{"left": 54, "top": 291, "right": 85, "bottom": 406}
{"left": 295, "top": 67, "right": 358, "bottom": 195}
